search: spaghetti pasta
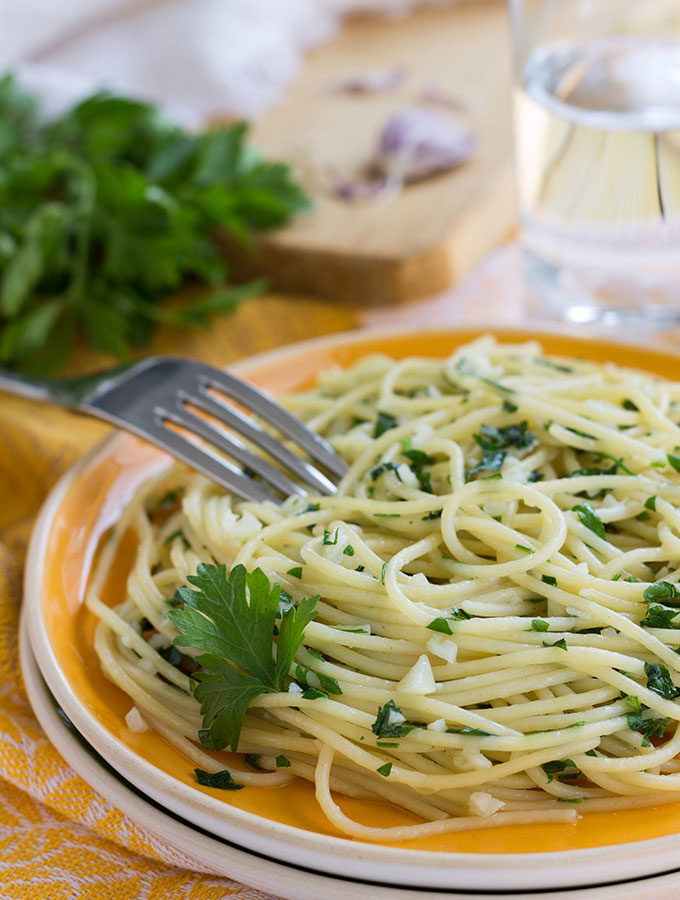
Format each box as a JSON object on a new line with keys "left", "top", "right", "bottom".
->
{"left": 86, "top": 336, "right": 680, "bottom": 839}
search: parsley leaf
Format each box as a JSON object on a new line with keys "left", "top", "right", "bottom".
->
{"left": 643, "top": 582, "right": 680, "bottom": 603}
{"left": 374, "top": 411, "right": 398, "bottom": 438}
{"left": 541, "top": 759, "right": 578, "bottom": 783}
{"left": 474, "top": 421, "right": 536, "bottom": 453}
{"left": 427, "top": 617, "right": 453, "bottom": 635}
{"left": 542, "top": 638, "right": 568, "bottom": 650}
{"left": 625, "top": 697, "right": 669, "bottom": 747}
{"left": 571, "top": 503, "right": 606, "bottom": 540}
{"left": 169, "top": 563, "right": 318, "bottom": 751}
{"left": 372, "top": 699, "right": 414, "bottom": 738}
{"left": 195, "top": 768, "right": 243, "bottom": 790}
{"left": 644, "top": 662, "right": 680, "bottom": 700}
{"left": 640, "top": 605, "right": 680, "bottom": 629}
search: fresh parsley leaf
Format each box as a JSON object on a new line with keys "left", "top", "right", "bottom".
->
{"left": 370, "top": 461, "right": 401, "bottom": 481}
{"left": 640, "top": 605, "right": 680, "bottom": 629}
{"left": 466, "top": 450, "right": 506, "bottom": 481}
{"left": 643, "top": 582, "right": 679, "bottom": 603}
{"left": 531, "top": 619, "right": 550, "bottom": 632}
{"left": 169, "top": 563, "right": 318, "bottom": 751}
{"left": 301, "top": 687, "right": 327, "bottom": 700}
{"left": 402, "top": 449, "right": 435, "bottom": 468}
{"left": 427, "top": 617, "right": 453, "bottom": 635}
{"left": 625, "top": 696, "right": 669, "bottom": 746}
{"left": 446, "top": 727, "right": 492, "bottom": 736}
{"left": 543, "top": 638, "right": 568, "bottom": 650}
{"left": 645, "top": 496, "right": 657, "bottom": 511}
{"left": 571, "top": 503, "right": 606, "bottom": 540}
{"left": 195, "top": 768, "right": 243, "bottom": 790}
{"left": 534, "top": 358, "right": 573, "bottom": 374}
{"left": 668, "top": 454, "right": 680, "bottom": 473}
{"left": 372, "top": 699, "right": 413, "bottom": 738}
{"left": 541, "top": 759, "right": 578, "bottom": 783}
{"left": 474, "top": 421, "right": 536, "bottom": 453}
{"left": 645, "top": 662, "right": 680, "bottom": 700}
{"left": 374, "top": 411, "right": 398, "bottom": 438}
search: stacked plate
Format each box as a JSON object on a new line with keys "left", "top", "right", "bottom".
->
{"left": 20, "top": 327, "right": 680, "bottom": 900}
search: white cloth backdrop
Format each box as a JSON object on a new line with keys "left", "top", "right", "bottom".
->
{"left": 2, "top": 0, "right": 454, "bottom": 125}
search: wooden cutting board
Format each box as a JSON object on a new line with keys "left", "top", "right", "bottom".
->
{"left": 225, "top": 0, "right": 515, "bottom": 307}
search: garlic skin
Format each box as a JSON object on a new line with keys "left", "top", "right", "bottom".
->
{"left": 377, "top": 105, "right": 476, "bottom": 183}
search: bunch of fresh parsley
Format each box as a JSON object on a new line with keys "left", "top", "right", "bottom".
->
{"left": 0, "top": 75, "right": 309, "bottom": 372}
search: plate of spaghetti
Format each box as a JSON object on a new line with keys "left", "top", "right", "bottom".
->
{"left": 23, "top": 327, "right": 680, "bottom": 896}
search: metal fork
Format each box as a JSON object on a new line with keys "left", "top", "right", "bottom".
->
{"left": 0, "top": 356, "right": 347, "bottom": 503}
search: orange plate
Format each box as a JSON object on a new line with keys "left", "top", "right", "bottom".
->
{"left": 38, "top": 327, "right": 680, "bottom": 853}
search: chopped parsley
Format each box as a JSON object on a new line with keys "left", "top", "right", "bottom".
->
{"left": 534, "top": 358, "right": 573, "bottom": 374}
{"left": 541, "top": 758, "right": 579, "bottom": 783}
{"left": 287, "top": 566, "right": 303, "bottom": 579}
{"left": 450, "top": 607, "right": 472, "bottom": 620}
{"left": 163, "top": 529, "right": 190, "bottom": 548}
{"left": 427, "top": 617, "right": 453, "bottom": 635}
{"left": 377, "top": 762, "right": 393, "bottom": 776}
{"left": 301, "top": 687, "right": 328, "bottom": 700}
{"left": 474, "top": 421, "right": 536, "bottom": 453}
{"left": 626, "top": 696, "right": 669, "bottom": 747}
{"left": 466, "top": 450, "right": 506, "bottom": 481}
{"left": 531, "top": 619, "right": 549, "bottom": 632}
{"left": 571, "top": 503, "right": 606, "bottom": 540}
{"left": 643, "top": 582, "right": 679, "bottom": 603}
{"left": 374, "top": 411, "right": 398, "bottom": 438}
{"left": 446, "top": 726, "right": 492, "bottom": 736}
{"left": 543, "top": 638, "right": 568, "bottom": 651}
{"left": 645, "top": 496, "right": 657, "bottom": 511}
{"left": 668, "top": 454, "right": 680, "bottom": 473}
{"left": 195, "top": 768, "right": 243, "bottom": 790}
{"left": 644, "top": 662, "right": 680, "bottom": 700}
{"left": 372, "top": 699, "right": 414, "bottom": 738}
{"left": 640, "top": 605, "right": 680, "bottom": 629}
{"left": 370, "top": 461, "right": 401, "bottom": 481}
{"left": 541, "top": 575, "right": 557, "bottom": 586}
{"left": 276, "top": 755, "right": 291, "bottom": 767}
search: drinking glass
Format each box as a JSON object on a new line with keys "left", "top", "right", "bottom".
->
{"left": 509, "top": 0, "right": 680, "bottom": 326}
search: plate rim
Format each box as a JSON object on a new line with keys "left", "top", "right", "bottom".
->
{"left": 22, "top": 324, "right": 680, "bottom": 892}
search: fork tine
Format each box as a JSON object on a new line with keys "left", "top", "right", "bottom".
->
{"left": 195, "top": 365, "right": 348, "bottom": 479}
{"left": 163, "top": 403, "right": 306, "bottom": 498}
{"left": 183, "top": 387, "right": 337, "bottom": 495}
{"left": 144, "top": 417, "right": 280, "bottom": 503}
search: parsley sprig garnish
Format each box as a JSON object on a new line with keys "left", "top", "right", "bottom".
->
{"left": 169, "top": 563, "right": 318, "bottom": 751}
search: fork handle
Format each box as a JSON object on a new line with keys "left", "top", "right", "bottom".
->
{"left": 0, "top": 368, "right": 56, "bottom": 404}
{"left": 0, "top": 362, "right": 135, "bottom": 408}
